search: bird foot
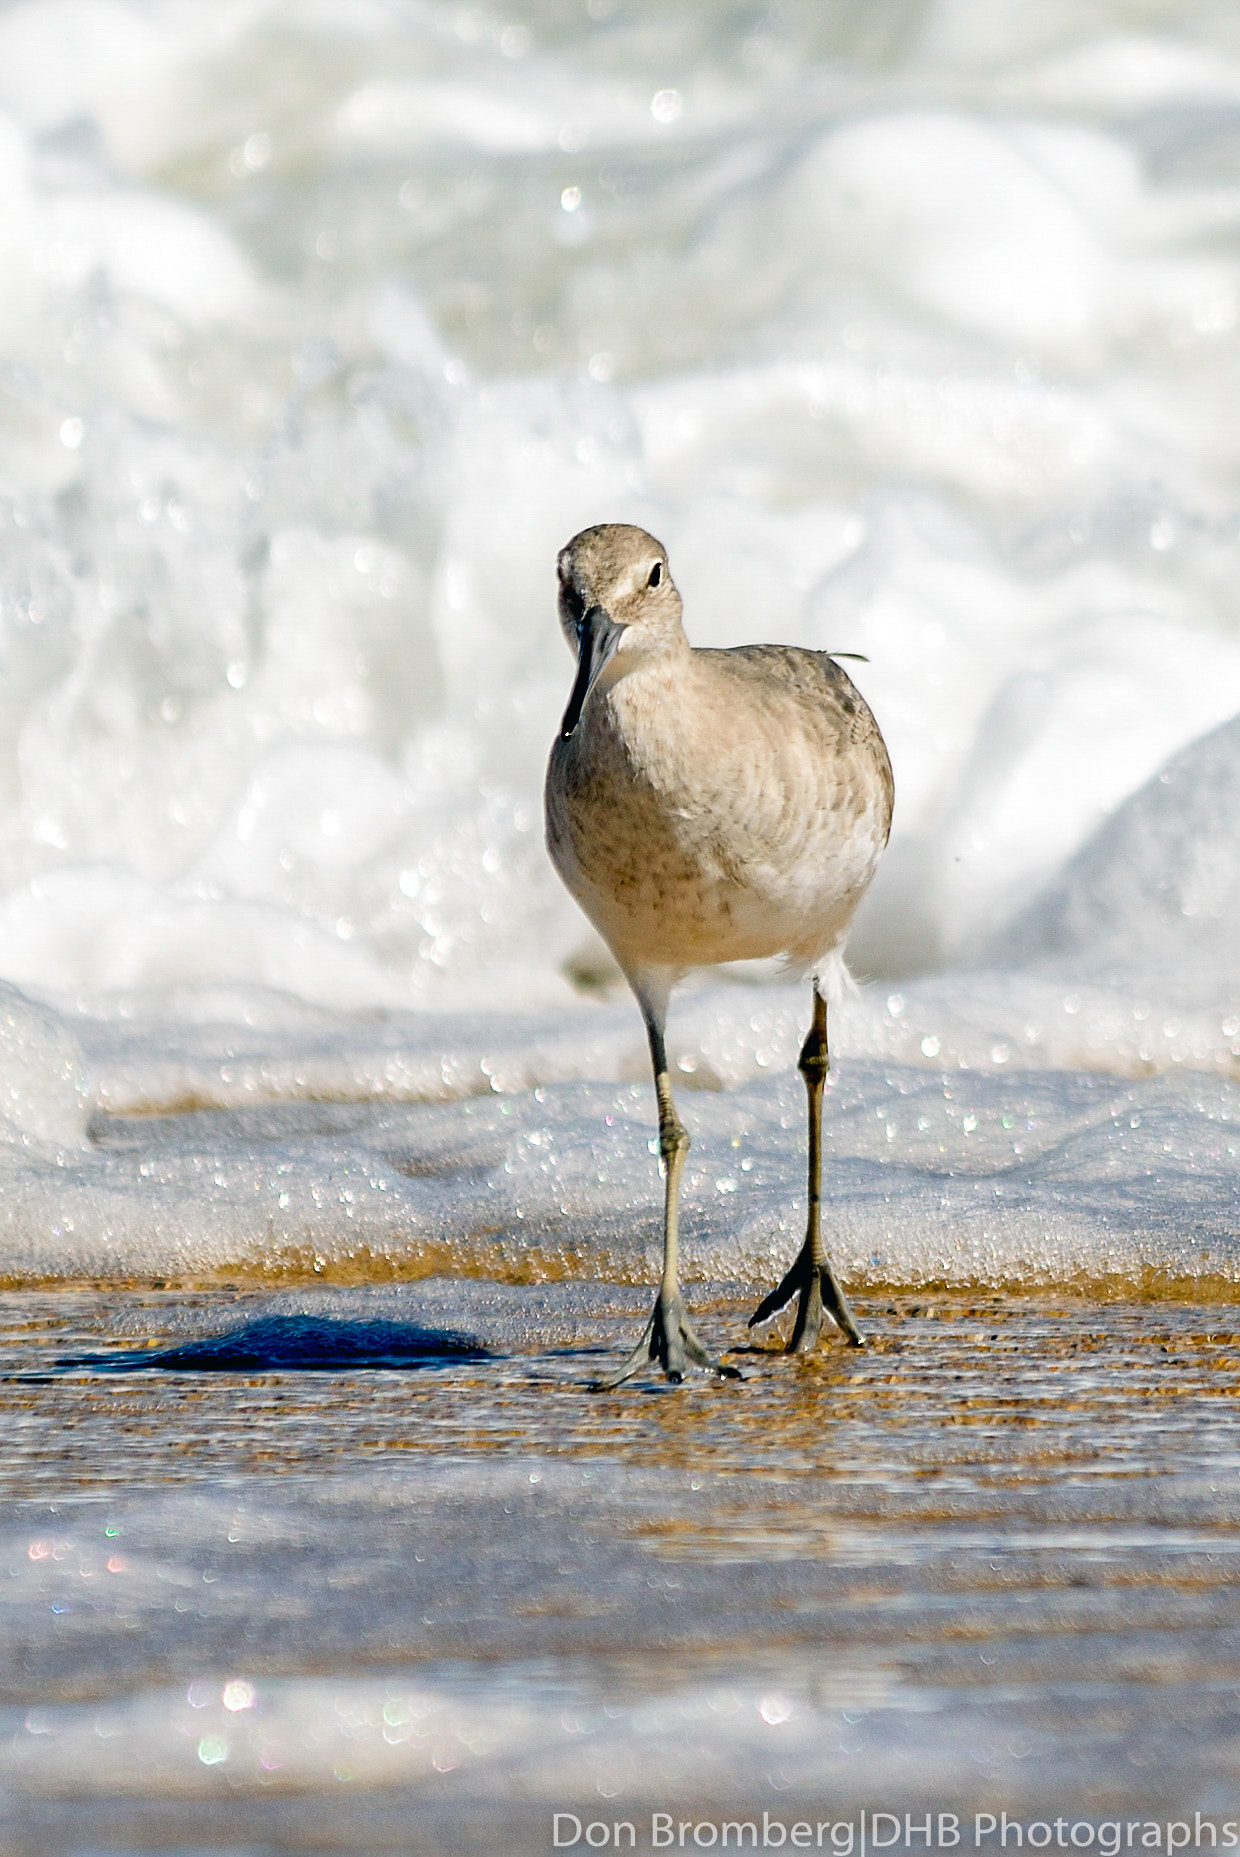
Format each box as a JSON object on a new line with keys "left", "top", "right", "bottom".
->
{"left": 747, "top": 1242, "right": 865, "bottom": 1352}
{"left": 592, "top": 1287, "right": 742, "bottom": 1390}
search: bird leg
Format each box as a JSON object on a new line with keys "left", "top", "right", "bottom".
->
{"left": 748, "top": 985, "right": 865, "bottom": 1352}
{"left": 594, "top": 1008, "right": 741, "bottom": 1390}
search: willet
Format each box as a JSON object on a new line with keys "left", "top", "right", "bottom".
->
{"left": 545, "top": 524, "right": 893, "bottom": 1386}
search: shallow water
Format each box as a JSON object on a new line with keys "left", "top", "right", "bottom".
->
{"left": 3, "top": 1287, "right": 1240, "bottom": 1850}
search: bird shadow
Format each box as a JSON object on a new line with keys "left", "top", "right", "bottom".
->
{"left": 54, "top": 1312, "right": 491, "bottom": 1374}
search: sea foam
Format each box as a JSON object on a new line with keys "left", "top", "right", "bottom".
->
{"left": 0, "top": 1, "right": 1233, "bottom": 1289}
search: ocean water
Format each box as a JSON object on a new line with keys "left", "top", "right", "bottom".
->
{"left": 0, "top": 0, "right": 1239, "bottom": 1847}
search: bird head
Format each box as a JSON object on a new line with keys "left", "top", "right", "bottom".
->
{"left": 555, "top": 523, "right": 683, "bottom": 739}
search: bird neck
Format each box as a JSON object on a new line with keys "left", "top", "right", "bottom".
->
{"left": 599, "top": 640, "right": 708, "bottom": 779}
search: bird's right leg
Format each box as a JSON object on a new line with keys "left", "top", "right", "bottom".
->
{"left": 747, "top": 983, "right": 865, "bottom": 1352}
{"left": 594, "top": 1004, "right": 741, "bottom": 1390}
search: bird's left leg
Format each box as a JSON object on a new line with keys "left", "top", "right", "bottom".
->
{"left": 594, "top": 1002, "right": 741, "bottom": 1389}
{"left": 747, "top": 983, "right": 865, "bottom": 1352}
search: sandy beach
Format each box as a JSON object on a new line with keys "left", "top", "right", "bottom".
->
{"left": 2, "top": 1285, "right": 1239, "bottom": 1850}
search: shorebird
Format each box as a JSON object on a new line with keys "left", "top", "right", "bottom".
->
{"left": 545, "top": 524, "right": 893, "bottom": 1387}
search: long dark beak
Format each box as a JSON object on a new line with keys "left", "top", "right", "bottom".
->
{"left": 559, "top": 605, "right": 626, "bottom": 740}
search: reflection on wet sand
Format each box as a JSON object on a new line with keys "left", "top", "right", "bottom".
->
{"left": 1, "top": 1287, "right": 1238, "bottom": 1849}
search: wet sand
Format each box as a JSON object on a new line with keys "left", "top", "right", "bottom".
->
{"left": 0, "top": 1286, "right": 1238, "bottom": 1852}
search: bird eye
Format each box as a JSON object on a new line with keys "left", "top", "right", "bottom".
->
{"left": 647, "top": 562, "right": 662, "bottom": 588}
{"left": 560, "top": 578, "right": 585, "bottom": 628}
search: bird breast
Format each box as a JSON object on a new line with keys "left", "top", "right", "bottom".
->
{"left": 545, "top": 644, "right": 893, "bottom": 972}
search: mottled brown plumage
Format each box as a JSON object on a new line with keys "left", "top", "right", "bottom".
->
{"left": 545, "top": 523, "right": 892, "bottom": 1386}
